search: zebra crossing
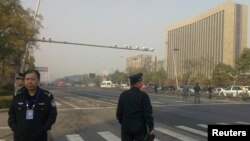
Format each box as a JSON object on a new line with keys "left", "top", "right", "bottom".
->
{"left": 64, "top": 121, "right": 250, "bottom": 141}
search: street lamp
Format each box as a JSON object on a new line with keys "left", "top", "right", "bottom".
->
{"left": 172, "top": 48, "right": 179, "bottom": 90}
{"left": 165, "top": 42, "right": 179, "bottom": 90}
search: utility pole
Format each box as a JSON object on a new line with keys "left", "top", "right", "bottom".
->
{"left": 20, "top": 0, "right": 41, "bottom": 73}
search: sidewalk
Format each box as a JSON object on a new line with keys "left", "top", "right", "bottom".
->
{"left": 0, "top": 111, "right": 12, "bottom": 141}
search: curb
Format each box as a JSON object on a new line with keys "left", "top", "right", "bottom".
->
{"left": 0, "top": 109, "right": 8, "bottom": 113}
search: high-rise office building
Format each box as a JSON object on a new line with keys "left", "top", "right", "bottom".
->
{"left": 165, "top": 2, "right": 248, "bottom": 79}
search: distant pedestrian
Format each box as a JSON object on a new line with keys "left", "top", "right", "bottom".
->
{"left": 208, "top": 85, "right": 213, "bottom": 99}
{"left": 8, "top": 70, "right": 57, "bottom": 141}
{"left": 154, "top": 84, "right": 158, "bottom": 94}
{"left": 194, "top": 83, "right": 201, "bottom": 103}
{"left": 183, "top": 84, "right": 189, "bottom": 100}
{"left": 116, "top": 73, "right": 154, "bottom": 141}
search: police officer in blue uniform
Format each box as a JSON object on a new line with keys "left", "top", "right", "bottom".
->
{"left": 8, "top": 70, "right": 57, "bottom": 141}
{"left": 116, "top": 73, "right": 154, "bottom": 141}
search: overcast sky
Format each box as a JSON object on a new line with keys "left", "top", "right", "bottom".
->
{"left": 21, "top": 0, "right": 250, "bottom": 81}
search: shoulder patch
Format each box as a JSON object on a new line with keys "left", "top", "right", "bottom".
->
{"left": 40, "top": 88, "right": 52, "bottom": 97}
{"left": 45, "top": 92, "right": 52, "bottom": 97}
{"left": 15, "top": 88, "right": 25, "bottom": 96}
{"left": 43, "top": 91, "right": 52, "bottom": 97}
{"left": 51, "top": 100, "right": 56, "bottom": 107}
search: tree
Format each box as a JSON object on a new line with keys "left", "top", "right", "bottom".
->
{"left": 236, "top": 48, "right": 250, "bottom": 73}
{"left": 150, "top": 67, "right": 167, "bottom": 86}
{"left": 0, "top": 0, "right": 41, "bottom": 86}
{"left": 212, "top": 63, "right": 235, "bottom": 87}
{"left": 109, "top": 70, "right": 128, "bottom": 84}
{"left": 235, "top": 48, "right": 250, "bottom": 85}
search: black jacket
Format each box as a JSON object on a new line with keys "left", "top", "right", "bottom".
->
{"left": 8, "top": 87, "right": 57, "bottom": 141}
{"left": 116, "top": 87, "right": 154, "bottom": 131}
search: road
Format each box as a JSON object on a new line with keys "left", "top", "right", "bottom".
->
{"left": 0, "top": 86, "right": 250, "bottom": 141}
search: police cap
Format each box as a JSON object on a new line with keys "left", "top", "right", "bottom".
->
{"left": 15, "top": 72, "right": 24, "bottom": 80}
{"left": 129, "top": 73, "right": 143, "bottom": 83}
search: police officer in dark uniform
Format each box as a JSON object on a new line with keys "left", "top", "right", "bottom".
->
{"left": 15, "top": 72, "right": 25, "bottom": 93}
{"left": 116, "top": 73, "right": 154, "bottom": 141}
{"left": 8, "top": 70, "right": 57, "bottom": 141}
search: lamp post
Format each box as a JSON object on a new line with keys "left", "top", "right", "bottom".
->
{"left": 172, "top": 48, "right": 179, "bottom": 90}
{"left": 165, "top": 42, "right": 179, "bottom": 90}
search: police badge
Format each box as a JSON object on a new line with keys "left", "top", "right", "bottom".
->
{"left": 51, "top": 100, "right": 56, "bottom": 107}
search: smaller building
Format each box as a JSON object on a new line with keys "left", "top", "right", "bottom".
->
{"left": 126, "top": 54, "right": 157, "bottom": 73}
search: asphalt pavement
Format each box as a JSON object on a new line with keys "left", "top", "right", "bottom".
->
{"left": 1, "top": 86, "right": 250, "bottom": 141}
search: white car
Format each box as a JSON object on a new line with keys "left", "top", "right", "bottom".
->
{"left": 244, "top": 86, "right": 250, "bottom": 96}
{"left": 222, "top": 86, "right": 243, "bottom": 97}
{"left": 100, "top": 81, "right": 113, "bottom": 88}
{"left": 120, "top": 84, "right": 130, "bottom": 89}
{"left": 213, "top": 88, "right": 225, "bottom": 96}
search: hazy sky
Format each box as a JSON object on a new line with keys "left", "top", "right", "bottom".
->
{"left": 21, "top": 0, "right": 250, "bottom": 81}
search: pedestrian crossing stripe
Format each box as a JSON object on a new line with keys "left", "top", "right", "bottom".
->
{"left": 55, "top": 102, "right": 61, "bottom": 106}
{"left": 176, "top": 126, "right": 207, "bottom": 137}
{"left": 216, "top": 123, "right": 230, "bottom": 125}
{"left": 155, "top": 127, "right": 198, "bottom": 141}
{"left": 64, "top": 121, "right": 250, "bottom": 141}
{"left": 235, "top": 121, "right": 250, "bottom": 125}
{"left": 0, "top": 127, "right": 9, "bottom": 130}
{"left": 97, "top": 131, "right": 120, "bottom": 141}
{"left": 197, "top": 124, "right": 207, "bottom": 128}
{"left": 66, "top": 134, "right": 85, "bottom": 141}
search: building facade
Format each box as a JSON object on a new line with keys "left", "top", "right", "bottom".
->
{"left": 126, "top": 54, "right": 157, "bottom": 73}
{"left": 165, "top": 2, "right": 248, "bottom": 79}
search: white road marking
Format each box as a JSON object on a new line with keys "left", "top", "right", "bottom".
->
{"left": 0, "top": 127, "right": 9, "bottom": 130}
{"left": 153, "top": 102, "right": 250, "bottom": 107}
{"left": 155, "top": 127, "right": 198, "bottom": 141}
{"left": 73, "top": 95, "right": 116, "bottom": 106}
{"left": 58, "top": 106, "right": 116, "bottom": 111}
{"left": 235, "top": 121, "right": 250, "bottom": 125}
{"left": 66, "top": 134, "right": 85, "bottom": 141}
{"left": 151, "top": 101, "right": 162, "bottom": 104}
{"left": 197, "top": 124, "right": 208, "bottom": 128}
{"left": 216, "top": 123, "right": 230, "bottom": 125}
{"left": 55, "top": 97, "right": 79, "bottom": 109}
{"left": 98, "top": 131, "right": 120, "bottom": 141}
{"left": 55, "top": 102, "right": 61, "bottom": 106}
{"left": 176, "top": 126, "right": 207, "bottom": 137}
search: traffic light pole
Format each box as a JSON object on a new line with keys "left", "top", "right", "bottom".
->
{"left": 20, "top": 0, "right": 41, "bottom": 73}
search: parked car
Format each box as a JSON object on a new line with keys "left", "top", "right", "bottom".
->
{"left": 244, "top": 86, "right": 250, "bottom": 96}
{"left": 100, "top": 81, "right": 113, "bottom": 88}
{"left": 120, "top": 84, "right": 130, "bottom": 89}
{"left": 180, "top": 85, "right": 195, "bottom": 96}
{"left": 159, "top": 85, "right": 174, "bottom": 93}
{"left": 213, "top": 88, "right": 225, "bottom": 96}
{"left": 222, "top": 86, "right": 243, "bottom": 97}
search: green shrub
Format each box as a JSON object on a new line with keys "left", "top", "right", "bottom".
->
{"left": 0, "top": 99, "right": 11, "bottom": 109}
{"left": 0, "top": 88, "right": 13, "bottom": 96}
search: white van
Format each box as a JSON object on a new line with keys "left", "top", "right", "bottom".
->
{"left": 100, "top": 81, "right": 113, "bottom": 88}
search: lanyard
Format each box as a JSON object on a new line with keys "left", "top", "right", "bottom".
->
{"left": 26, "top": 89, "right": 41, "bottom": 110}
